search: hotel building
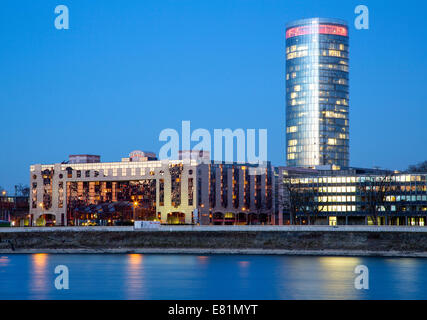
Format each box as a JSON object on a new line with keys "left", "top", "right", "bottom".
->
{"left": 286, "top": 18, "right": 350, "bottom": 168}
{"left": 29, "top": 151, "right": 274, "bottom": 226}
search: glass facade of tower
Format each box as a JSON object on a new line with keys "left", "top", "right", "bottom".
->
{"left": 286, "top": 18, "right": 349, "bottom": 168}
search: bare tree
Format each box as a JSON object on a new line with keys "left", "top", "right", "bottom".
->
{"left": 358, "top": 173, "right": 394, "bottom": 226}
{"left": 408, "top": 161, "right": 427, "bottom": 173}
{"left": 15, "top": 184, "right": 30, "bottom": 197}
{"left": 254, "top": 198, "right": 270, "bottom": 225}
{"left": 281, "top": 178, "right": 326, "bottom": 225}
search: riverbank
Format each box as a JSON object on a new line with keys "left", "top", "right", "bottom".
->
{"left": 2, "top": 226, "right": 427, "bottom": 257}
{"left": 3, "top": 247, "right": 427, "bottom": 257}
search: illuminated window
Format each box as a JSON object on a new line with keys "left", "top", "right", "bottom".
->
{"left": 287, "top": 126, "right": 298, "bottom": 133}
{"left": 328, "top": 138, "right": 337, "bottom": 146}
{"left": 328, "top": 50, "right": 341, "bottom": 57}
{"left": 288, "top": 139, "right": 298, "bottom": 146}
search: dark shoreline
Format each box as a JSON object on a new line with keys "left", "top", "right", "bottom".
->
{"left": 2, "top": 226, "right": 427, "bottom": 257}
{"left": 2, "top": 247, "right": 427, "bottom": 258}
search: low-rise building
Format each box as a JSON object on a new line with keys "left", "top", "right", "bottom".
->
{"left": 276, "top": 166, "right": 427, "bottom": 226}
{"left": 29, "top": 151, "right": 274, "bottom": 226}
{"left": 0, "top": 195, "right": 30, "bottom": 226}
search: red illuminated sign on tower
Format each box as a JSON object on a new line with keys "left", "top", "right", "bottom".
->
{"left": 286, "top": 24, "right": 348, "bottom": 39}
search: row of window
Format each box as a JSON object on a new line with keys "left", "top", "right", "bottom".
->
{"left": 290, "top": 175, "right": 427, "bottom": 184}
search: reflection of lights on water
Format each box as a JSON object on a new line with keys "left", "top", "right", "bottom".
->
{"left": 318, "top": 257, "right": 362, "bottom": 268}
{"left": 126, "top": 254, "right": 145, "bottom": 299}
{"left": 317, "top": 257, "right": 362, "bottom": 281}
{"left": 128, "top": 254, "right": 143, "bottom": 269}
{"left": 239, "top": 261, "right": 250, "bottom": 267}
{"left": 30, "top": 253, "right": 49, "bottom": 299}
{"left": 33, "top": 253, "right": 48, "bottom": 269}
{"left": 385, "top": 258, "right": 418, "bottom": 266}
{"left": 238, "top": 260, "right": 251, "bottom": 284}
{"left": 278, "top": 257, "right": 364, "bottom": 300}
{"left": 317, "top": 257, "right": 363, "bottom": 299}
{"left": 0, "top": 256, "right": 9, "bottom": 266}
{"left": 197, "top": 256, "right": 209, "bottom": 264}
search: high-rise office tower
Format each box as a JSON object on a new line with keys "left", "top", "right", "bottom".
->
{"left": 286, "top": 18, "right": 349, "bottom": 168}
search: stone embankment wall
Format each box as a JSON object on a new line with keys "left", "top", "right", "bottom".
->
{"left": 1, "top": 226, "right": 427, "bottom": 255}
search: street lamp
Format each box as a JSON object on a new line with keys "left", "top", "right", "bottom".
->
{"left": 133, "top": 202, "right": 138, "bottom": 221}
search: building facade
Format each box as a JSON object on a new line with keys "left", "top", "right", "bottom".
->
{"left": 28, "top": 152, "right": 427, "bottom": 227}
{"left": 0, "top": 195, "right": 29, "bottom": 226}
{"left": 69, "top": 154, "right": 101, "bottom": 164}
{"left": 29, "top": 152, "right": 274, "bottom": 226}
{"left": 276, "top": 167, "right": 427, "bottom": 226}
{"left": 286, "top": 18, "right": 350, "bottom": 168}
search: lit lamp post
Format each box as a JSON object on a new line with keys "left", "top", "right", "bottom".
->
{"left": 0, "top": 191, "right": 5, "bottom": 221}
{"left": 133, "top": 201, "right": 138, "bottom": 222}
{"left": 38, "top": 203, "right": 44, "bottom": 227}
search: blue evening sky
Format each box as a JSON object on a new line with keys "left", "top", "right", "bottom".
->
{"left": 0, "top": 0, "right": 426, "bottom": 192}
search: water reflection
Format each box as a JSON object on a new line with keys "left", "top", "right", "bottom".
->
{"left": 125, "top": 254, "right": 145, "bottom": 299}
{"left": 0, "top": 256, "right": 9, "bottom": 267}
{"left": 1, "top": 254, "right": 427, "bottom": 300}
{"left": 276, "top": 256, "right": 365, "bottom": 300}
{"left": 384, "top": 258, "right": 421, "bottom": 299}
{"left": 238, "top": 261, "right": 250, "bottom": 267}
{"left": 197, "top": 256, "right": 209, "bottom": 264}
{"left": 238, "top": 260, "right": 250, "bottom": 277}
{"left": 317, "top": 257, "right": 363, "bottom": 300}
{"left": 30, "top": 253, "right": 49, "bottom": 299}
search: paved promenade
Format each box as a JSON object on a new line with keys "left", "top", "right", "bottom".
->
{"left": 2, "top": 225, "right": 427, "bottom": 233}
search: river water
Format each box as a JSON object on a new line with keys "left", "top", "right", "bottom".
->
{"left": 0, "top": 254, "right": 426, "bottom": 300}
